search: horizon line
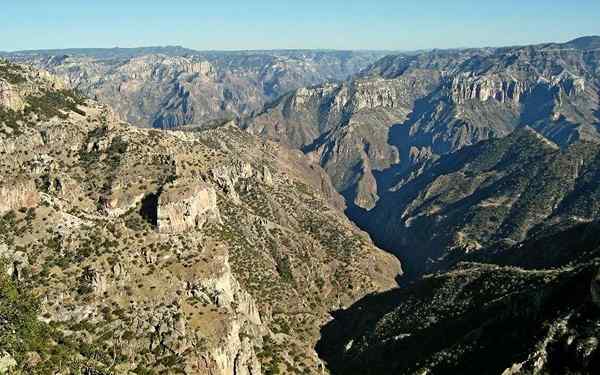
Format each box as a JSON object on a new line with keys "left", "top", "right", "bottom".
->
{"left": 2, "top": 35, "right": 598, "bottom": 55}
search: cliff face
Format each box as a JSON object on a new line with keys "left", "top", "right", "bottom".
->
{"left": 0, "top": 61, "right": 400, "bottom": 374}
{"left": 7, "top": 49, "right": 387, "bottom": 129}
{"left": 0, "top": 179, "right": 39, "bottom": 214}
{"left": 157, "top": 181, "right": 222, "bottom": 233}
{"left": 247, "top": 39, "right": 600, "bottom": 213}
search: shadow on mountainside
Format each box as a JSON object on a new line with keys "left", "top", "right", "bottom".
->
{"left": 344, "top": 139, "right": 490, "bottom": 278}
{"left": 316, "top": 263, "right": 600, "bottom": 375}
{"left": 316, "top": 223, "right": 600, "bottom": 374}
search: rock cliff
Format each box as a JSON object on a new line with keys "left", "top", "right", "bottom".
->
{"left": 0, "top": 179, "right": 39, "bottom": 214}
{"left": 157, "top": 180, "right": 221, "bottom": 233}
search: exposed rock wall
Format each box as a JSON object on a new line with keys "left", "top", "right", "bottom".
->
{"left": 0, "top": 79, "right": 24, "bottom": 111}
{"left": 157, "top": 180, "right": 221, "bottom": 233}
{"left": 101, "top": 191, "right": 146, "bottom": 217}
{"left": 0, "top": 179, "right": 39, "bottom": 214}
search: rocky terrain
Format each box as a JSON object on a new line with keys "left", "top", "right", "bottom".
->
{"left": 309, "top": 126, "right": 600, "bottom": 374}
{"left": 247, "top": 36, "right": 600, "bottom": 214}
{"left": 0, "top": 59, "right": 400, "bottom": 374}
{"left": 3, "top": 35, "right": 600, "bottom": 375}
{"left": 353, "top": 128, "right": 600, "bottom": 275}
{"left": 317, "top": 232, "right": 600, "bottom": 374}
{"left": 5, "top": 48, "right": 388, "bottom": 129}
{"left": 244, "top": 37, "right": 600, "bottom": 375}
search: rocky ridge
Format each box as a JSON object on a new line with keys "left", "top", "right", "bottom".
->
{"left": 247, "top": 37, "right": 600, "bottom": 213}
{"left": 7, "top": 49, "right": 388, "bottom": 129}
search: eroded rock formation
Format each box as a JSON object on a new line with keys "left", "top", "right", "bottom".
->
{"left": 157, "top": 180, "right": 221, "bottom": 233}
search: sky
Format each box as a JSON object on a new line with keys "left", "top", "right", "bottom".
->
{"left": 2, "top": 0, "right": 600, "bottom": 52}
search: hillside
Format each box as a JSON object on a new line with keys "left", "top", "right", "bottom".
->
{"left": 353, "top": 128, "right": 600, "bottom": 275}
{"left": 0, "top": 60, "right": 400, "bottom": 374}
{"left": 312, "top": 127, "right": 600, "bottom": 374}
{"left": 317, "top": 247, "right": 600, "bottom": 374}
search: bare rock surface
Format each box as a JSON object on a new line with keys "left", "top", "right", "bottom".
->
{"left": 157, "top": 180, "right": 221, "bottom": 233}
{"left": 7, "top": 49, "right": 387, "bottom": 128}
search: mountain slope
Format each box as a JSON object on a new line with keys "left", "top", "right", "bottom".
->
{"left": 353, "top": 128, "right": 600, "bottom": 275}
{"left": 312, "top": 120, "right": 600, "bottom": 374}
{"left": 6, "top": 49, "right": 388, "bottom": 129}
{"left": 0, "top": 60, "right": 400, "bottom": 374}
{"left": 317, "top": 252, "right": 600, "bottom": 375}
{"left": 247, "top": 37, "right": 600, "bottom": 212}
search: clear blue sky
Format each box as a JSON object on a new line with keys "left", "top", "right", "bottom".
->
{"left": 2, "top": 0, "right": 599, "bottom": 51}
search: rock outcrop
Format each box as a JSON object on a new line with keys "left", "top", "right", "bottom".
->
{"left": 211, "top": 161, "right": 255, "bottom": 204}
{"left": 0, "top": 179, "right": 39, "bottom": 214}
{"left": 157, "top": 181, "right": 221, "bottom": 233}
{"left": 0, "top": 79, "right": 24, "bottom": 111}
{"left": 101, "top": 191, "right": 146, "bottom": 217}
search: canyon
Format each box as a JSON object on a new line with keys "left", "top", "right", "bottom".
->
{"left": 2, "top": 36, "right": 600, "bottom": 374}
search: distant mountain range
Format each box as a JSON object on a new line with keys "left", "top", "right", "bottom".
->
{"left": 3, "top": 48, "right": 390, "bottom": 128}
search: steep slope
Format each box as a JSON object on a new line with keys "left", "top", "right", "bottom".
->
{"left": 354, "top": 128, "right": 600, "bottom": 275}
{"left": 247, "top": 37, "right": 600, "bottom": 211}
{"left": 312, "top": 124, "right": 600, "bottom": 374}
{"left": 7, "top": 49, "right": 388, "bottom": 129}
{"left": 317, "top": 254, "right": 600, "bottom": 375}
{"left": 0, "top": 60, "right": 400, "bottom": 374}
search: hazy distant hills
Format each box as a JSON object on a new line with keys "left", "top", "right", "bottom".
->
{"left": 2, "top": 46, "right": 392, "bottom": 60}
{"left": 3, "top": 47, "right": 390, "bottom": 128}
{"left": 1, "top": 45, "right": 201, "bottom": 59}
